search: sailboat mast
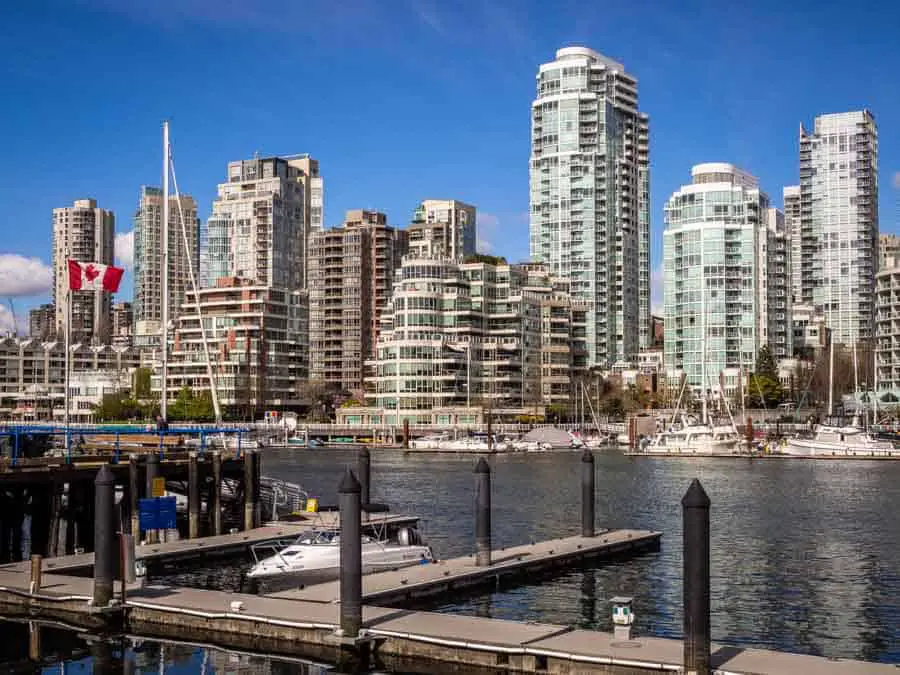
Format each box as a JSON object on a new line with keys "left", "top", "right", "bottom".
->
{"left": 827, "top": 332, "right": 834, "bottom": 418}
{"left": 700, "top": 233, "right": 708, "bottom": 425}
{"left": 161, "top": 120, "right": 170, "bottom": 422}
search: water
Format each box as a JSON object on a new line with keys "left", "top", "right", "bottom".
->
{"left": 7, "top": 449, "right": 900, "bottom": 667}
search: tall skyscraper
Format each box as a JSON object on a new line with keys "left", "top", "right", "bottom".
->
{"left": 201, "top": 155, "right": 321, "bottom": 290}
{"left": 799, "top": 110, "right": 878, "bottom": 346}
{"left": 28, "top": 303, "right": 55, "bottom": 341}
{"left": 307, "top": 210, "right": 407, "bottom": 392}
{"left": 664, "top": 164, "right": 784, "bottom": 389}
{"left": 407, "top": 199, "right": 476, "bottom": 261}
{"left": 132, "top": 186, "right": 200, "bottom": 349}
{"left": 783, "top": 185, "right": 802, "bottom": 303}
{"left": 51, "top": 199, "right": 115, "bottom": 343}
{"left": 529, "top": 46, "right": 650, "bottom": 367}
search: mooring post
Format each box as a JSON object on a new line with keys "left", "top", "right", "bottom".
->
{"left": 243, "top": 450, "right": 256, "bottom": 531}
{"left": 30, "top": 554, "right": 42, "bottom": 593}
{"left": 211, "top": 451, "right": 223, "bottom": 536}
{"left": 92, "top": 464, "right": 116, "bottom": 608}
{"left": 28, "top": 620, "right": 40, "bottom": 661}
{"left": 188, "top": 451, "right": 200, "bottom": 539}
{"left": 128, "top": 454, "right": 139, "bottom": 536}
{"left": 144, "top": 452, "right": 160, "bottom": 544}
{"left": 581, "top": 448, "right": 595, "bottom": 537}
{"left": 358, "top": 448, "right": 371, "bottom": 511}
{"left": 402, "top": 419, "right": 409, "bottom": 449}
{"left": 474, "top": 457, "right": 492, "bottom": 567}
{"left": 338, "top": 468, "right": 362, "bottom": 638}
{"left": 90, "top": 639, "right": 114, "bottom": 675}
{"left": 683, "top": 478, "right": 711, "bottom": 675}
{"left": 486, "top": 409, "right": 493, "bottom": 452}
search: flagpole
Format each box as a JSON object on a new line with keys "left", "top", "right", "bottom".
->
{"left": 64, "top": 286, "right": 70, "bottom": 438}
{"left": 161, "top": 120, "right": 169, "bottom": 423}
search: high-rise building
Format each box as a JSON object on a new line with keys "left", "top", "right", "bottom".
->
{"left": 202, "top": 155, "right": 321, "bottom": 290}
{"left": 132, "top": 186, "right": 200, "bottom": 350}
{"left": 529, "top": 46, "right": 650, "bottom": 367}
{"left": 875, "top": 260, "right": 900, "bottom": 394}
{"left": 783, "top": 185, "right": 802, "bottom": 303}
{"left": 51, "top": 199, "right": 115, "bottom": 343}
{"left": 163, "top": 277, "right": 309, "bottom": 415}
{"left": 798, "top": 110, "right": 878, "bottom": 346}
{"left": 664, "top": 164, "right": 785, "bottom": 391}
{"left": 111, "top": 302, "right": 134, "bottom": 348}
{"left": 367, "top": 258, "right": 587, "bottom": 419}
{"left": 407, "top": 199, "right": 476, "bottom": 261}
{"left": 307, "top": 210, "right": 408, "bottom": 392}
{"left": 879, "top": 233, "right": 900, "bottom": 270}
{"left": 28, "top": 304, "right": 55, "bottom": 341}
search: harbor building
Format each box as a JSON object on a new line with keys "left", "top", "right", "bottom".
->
{"left": 360, "top": 257, "right": 587, "bottom": 424}
{"left": 51, "top": 199, "right": 115, "bottom": 343}
{"left": 307, "top": 210, "right": 408, "bottom": 393}
{"left": 201, "top": 155, "right": 322, "bottom": 291}
{"left": 132, "top": 186, "right": 200, "bottom": 351}
{"left": 664, "top": 163, "right": 790, "bottom": 393}
{"left": 529, "top": 46, "right": 651, "bottom": 366}
{"left": 798, "top": 110, "right": 878, "bottom": 345}
{"left": 406, "top": 199, "right": 476, "bottom": 261}
{"left": 162, "top": 277, "right": 309, "bottom": 416}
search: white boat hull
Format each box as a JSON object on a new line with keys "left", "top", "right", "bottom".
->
{"left": 248, "top": 543, "right": 433, "bottom": 581}
{"left": 781, "top": 438, "right": 898, "bottom": 458}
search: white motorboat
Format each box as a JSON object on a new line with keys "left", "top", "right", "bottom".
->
{"left": 437, "top": 434, "right": 509, "bottom": 452}
{"left": 247, "top": 523, "right": 433, "bottom": 583}
{"left": 409, "top": 432, "right": 450, "bottom": 449}
{"left": 644, "top": 416, "right": 741, "bottom": 455}
{"left": 781, "top": 424, "right": 897, "bottom": 458}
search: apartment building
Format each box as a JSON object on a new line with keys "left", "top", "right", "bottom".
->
{"left": 163, "top": 277, "right": 309, "bottom": 416}
{"left": 51, "top": 199, "right": 115, "bottom": 343}
{"left": 798, "top": 110, "right": 878, "bottom": 345}
{"left": 132, "top": 186, "right": 200, "bottom": 350}
{"left": 407, "top": 199, "right": 476, "bottom": 261}
{"left": 783, "top": 185, "right": 802, "bottom": 303}
{"left": 111, "top": 302, "right": 134, "bottom": 348}
{"left": 879, "top": 233, "right": 900, "bottom": 271}
{"left": 28, "top": 304, "right": 55, "bottom": 341}
{"left": 365, "top": 257, "right": 587, "bottom": 422}
{"left": 875, "top": 259, "right": 900, "bottom": 395}
{"left": 529, "top": 46, "right": 651, "bottom": 366}
{"left": 664, "top": 163, "right": 790, "bottom": 392}
{"left": 202, "top": 155, "right": 321, "bottom": 290}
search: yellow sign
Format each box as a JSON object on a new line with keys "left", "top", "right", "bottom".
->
{"left": 305, "top": 498, "right": 319, "bottom": 513}
{"left": 151, "top": 477, "right": 166, "bottom": 498}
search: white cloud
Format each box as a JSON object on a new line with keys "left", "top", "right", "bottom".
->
{"left": 0, "top": 304, "right": 28, "bottom": 337}
{"left": 651, "top": 263, "right": 664, "bottom": 316}
{"left": 115, "top": 230, "right": 134, "bottom": 270}
{"left": 476, "top": 212, "right": 500, "bottom": 254}
{"left": 0, "top": 254, "right": 53, "bottom": 297}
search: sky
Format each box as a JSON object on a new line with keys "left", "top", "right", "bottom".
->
{"left": 1, "top": 0, "right": 898, "bottom": 333}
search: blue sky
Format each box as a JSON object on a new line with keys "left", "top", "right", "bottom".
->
{"left": 1, "top": 0, "right": 898, "bottom": 329}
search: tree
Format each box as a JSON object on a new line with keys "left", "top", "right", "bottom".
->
{"left": 464, "top": 253, "right": 507, "bottom": 265}
{"left": 132, "top": 367, "right": 153, "bottom": 399}
{"left": 755, "top": 345, "right": 779, "bottom": 379}
{"left": 745, "top": 345, "right": 784, "bottom": 408}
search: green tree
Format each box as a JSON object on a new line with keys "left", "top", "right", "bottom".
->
{"left": 755, "top": 345, "right": 779, "bottom": 379}
{"left": 463, "top": 253, "right": 507, "bottom": 265}
{"left": 132, "top": 367, "right": 153, "bottom": 399}
{"left": 169, "top": 386, "right": 194, "bottom": 421}
{"left": 747, "top": 373, "right": 783, "bottom": 408}
{"left": 190, "top": 390, "right": 216, "bottom": 422}
{"left": 94, "top": 392, "right": 125, "bottom": 421}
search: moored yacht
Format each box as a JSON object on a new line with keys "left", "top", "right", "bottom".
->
{"left": 781, "top": 424, "right": 897, "bottom": 458}
{"left": 644, "top": 414, "right": 741, "bottom": 455}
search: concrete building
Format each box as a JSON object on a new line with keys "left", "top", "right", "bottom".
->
{"left": 798, "top": 110, "right": 878, "bottom": 346}
{"left": 111, "top": 302, "right": 134, "bottom": 348}
{"left": 51, "top": 199, "right": 115, "bottom": 343}
{"left": 407, "top": 199, "right": 475, "bottom": 261}
{"left": 365, "top": 258, "right": 587, "bottom": 423}
{"left": 879, "top": 233, "right": 900, "bottom": 271}
{"left": 28, "top": 304, "right": 55, "bottom": 341}
{"left": 162, "top": 277, "right": 309, "bottom": 416}
{"left": 875, "top": 260, "right": 900, "bottom": 396}
{"left": 529, "top": 46, "right": 650, "bottom": 366}
{"left": 133, "top": 186, "right": 200, "bottom": 351}
{"left": 792, "top": 302, "right": 829, "bottom": 360}
{"left": 664, "top": 164, "right": 784, "bottom": 393}
{"left": 202, "top": 155, "right": 321, "bottom": 290}
{"left": 0, "top": 338, "right": 138, "bottom": 420}
{"left": 307, "top": 210, "right": 408, "bottom": 392}
{"left": 783, "top": 185, "right": 802, "bottom": 303}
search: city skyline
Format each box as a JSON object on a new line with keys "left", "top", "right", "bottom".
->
{"left": 1, "top": 1, "right": 899, "bottom": 331}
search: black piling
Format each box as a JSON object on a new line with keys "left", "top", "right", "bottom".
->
{"left": 128, "top": 454, "right": 140, "bottom": 536}
{"left": 188, "top": 452, "right": 200, "bottom": 539}
{"left": 211, "top": 452, "right": 223, "bottom": 536}
{"left": 358, "top": 448, "right": 371, "bottom": 510}
{"left": 338, "top": 469, "right": 362, "bottom": 638}
{"left": 474, "top": 457, "right": 492, "bottom": 567}
{"left": 145, "top": 452, "right": 160, "bottom": 496}
{"left": 243, "top": 450, "right": 258, "bottom": 531}
{"left": 93, "top": 464, "right": 116, "bottom": 608}
{"left": 89, "top": 639, "right": 115, "bottom": 675}
{"left": 402, "top": 419, "right": 409, "bottom": 449}
{"left": 682, "top": 478, "right": 711, "bottom": 675}
{"left": 581, "top": 448, "right": 595, "bottom": 537}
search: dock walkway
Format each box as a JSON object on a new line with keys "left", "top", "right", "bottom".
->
{"left": 268, "top": 529, "right": 660, "bottom": 604}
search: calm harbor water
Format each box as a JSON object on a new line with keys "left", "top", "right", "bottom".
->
{"left": 5, "top": 448, "right": 900, "bottom": 669}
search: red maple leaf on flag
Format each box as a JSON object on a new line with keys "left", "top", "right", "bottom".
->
{"left": 85, "top": 264, "right": 99, "bottom": 281}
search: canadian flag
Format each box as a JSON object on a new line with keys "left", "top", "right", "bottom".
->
{"left": 67, "top": 259, "right": 124, "bottom": 293}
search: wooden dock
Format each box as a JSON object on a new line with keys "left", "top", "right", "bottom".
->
{"left": 267, "top": 529, "right": 660, "bottom": 605}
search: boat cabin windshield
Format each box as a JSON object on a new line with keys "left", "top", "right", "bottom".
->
{"left": 295, "top": 530, "right": 376, "bottom": 545}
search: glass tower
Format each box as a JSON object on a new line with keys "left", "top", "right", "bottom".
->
{"left": 529, "top": 46, "right": 650, "bottom": 367}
